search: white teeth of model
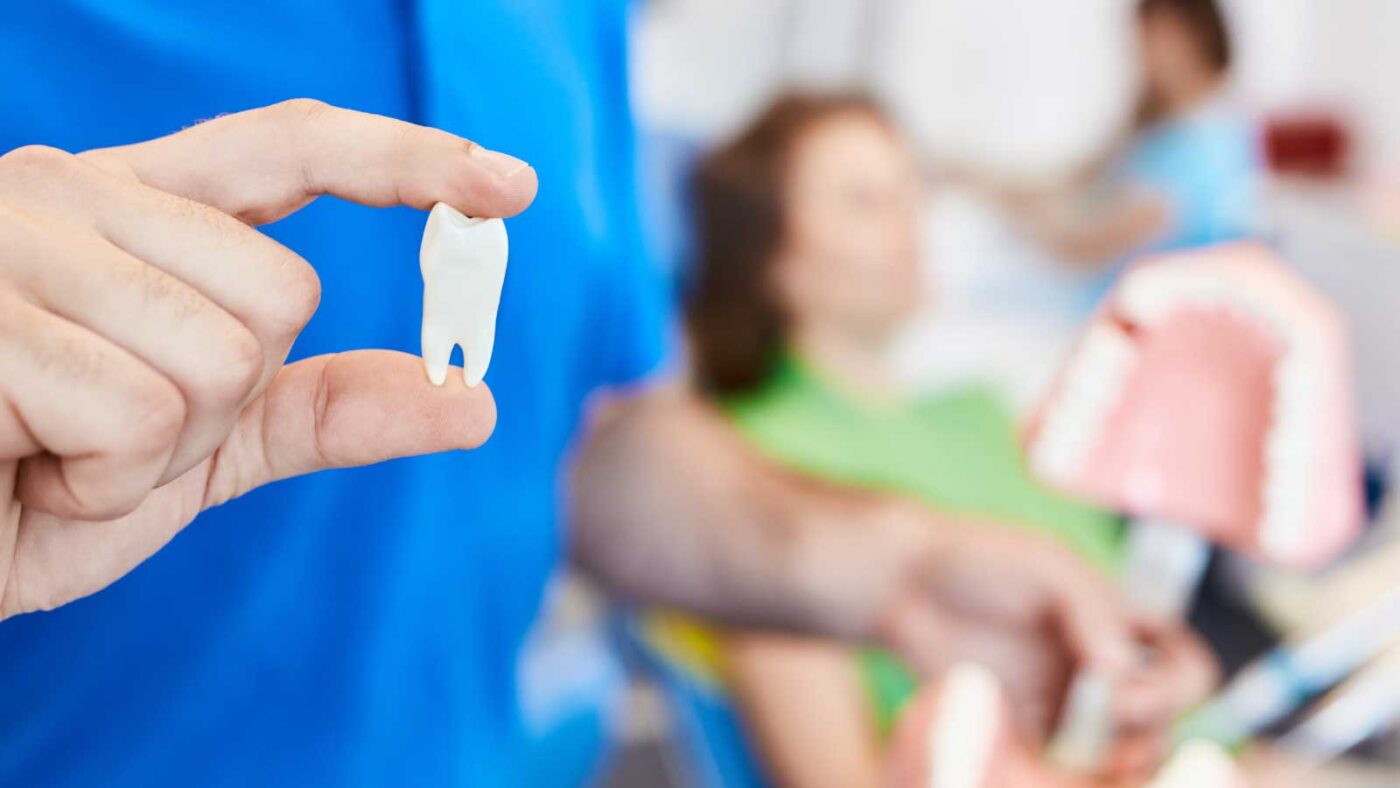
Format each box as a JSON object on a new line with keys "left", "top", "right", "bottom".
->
{"left": 1112, "top": 265, "right": 1333, "bottom": 562}
{"left": 1260, "top": 348, "right": 1319, "bottom": 561}
{"left": 1031, "top": 323, "right": 1136, "bottom": 483}
{"left": 419, "top": 202, "right": 509, "bottom": 387}
{"left": 1117, "top": 273, "right": 1175, "bottom": 325}
{"left": 928, "top": 664, "right": 1001, "bottom": 788}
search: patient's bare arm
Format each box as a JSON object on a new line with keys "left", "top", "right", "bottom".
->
{"left": 571, "top": 388, "right": 903, "bottom": 640}
{"left": 570, "top": 388, "right": 1138, "bottom": 736}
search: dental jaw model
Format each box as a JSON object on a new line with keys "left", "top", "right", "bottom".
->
{"left": 1025, "top": 242, "right": 1364, "bottom": 771}
{"left": 890, "top": 663, "right": 1247, "bottom": 788}
{"left": 924, "top": 664, "right": 1008, "bottom": 788}
{"left": 1029, "top": 242, "right": 1361, "bottom": 581}
{"left": 889, "top": 663, "right": 1089, "bottom": 788}
{"left": 1145, "top": 741, "right": 1246, "bottom": 788}
{"left": 419, "top": 202, "right": 509, "bottom": 387}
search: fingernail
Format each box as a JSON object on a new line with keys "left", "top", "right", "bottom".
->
{"left": 469, "top": 145, "right": 530, "bottom": 179}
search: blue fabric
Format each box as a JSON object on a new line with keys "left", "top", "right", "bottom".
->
{"left": 1124, "top": 104, "right": 1261, "bottom": 252}
{"left": 620, "top": 620, "right": 767, "bottom": 788}
{"left": 1080, "top": 103, "right": 1262, "bottom": 308}
{"left": 0, "top": 2, "right": 666, "bottom": 786}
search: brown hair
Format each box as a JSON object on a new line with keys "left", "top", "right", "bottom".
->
{"left": 1136, "top": 0, "right": 1233, "bottom": 126}
{"left": 686, "top": 92, "right": 888, "bottom": 396}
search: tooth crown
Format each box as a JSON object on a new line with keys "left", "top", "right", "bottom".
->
{"left": 419, "top": 202, "right": 509, "bottom": 388}
{"left": 1026, "top": 242, "right": 1363, "bottom": 567}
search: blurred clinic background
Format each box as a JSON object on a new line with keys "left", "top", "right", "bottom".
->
{"left": 11, "top": 1, "right": 1399, "bottom": 787}
{"left": 511, "top": 0, "right": 1400, "bottom": 785}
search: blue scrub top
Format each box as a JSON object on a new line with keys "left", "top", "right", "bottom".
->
{"left": 1079, "top": 99, "right": 1261, "bottom": 308}
{"left": 1124, "top": 99, "right": 1261, "bottom": 252}
{"left": 0, "top": 2, "right": 667, "bottom": 786}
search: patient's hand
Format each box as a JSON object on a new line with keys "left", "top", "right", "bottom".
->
{"left": 871, "top": 511, "right": 1217, "bottom": 779}
{"left": 1107, "top": 620, "right": 1220, "bottom": 781}
{"left": 874, "top": 517, "right": 1136, "bottom": 741}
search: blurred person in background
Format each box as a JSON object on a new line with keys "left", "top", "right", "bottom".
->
{"left": 1003, "top": 0, "right": 1259, "bottom": 280}
{"left": 0, "top": 3, "right": 1151, "bottom": 786}
{"left": 636, "top": 94, "right": 1218, "bottom": 788}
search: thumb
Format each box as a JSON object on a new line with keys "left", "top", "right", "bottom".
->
{"left": 203, "top": 350, "right": 495, "bottom": 507}
{"left": 0, "top": 351, "right": 489, "bottom": 620}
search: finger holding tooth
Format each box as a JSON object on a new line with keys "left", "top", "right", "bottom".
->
{"left": 0, "top": 100, "right": 535, "bottom": 618}
{"left": 419, "top": 202, "right": 510, "bottom": 388}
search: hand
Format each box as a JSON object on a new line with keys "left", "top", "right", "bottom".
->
{"left": 1106, "top": 620, "right": 1220, "bottom": 781}
{"left": 0, "top": 99, "right": 538, "bottom": 619}
{"left": 871, "top": 509, "right": 1137, "bottom": 741}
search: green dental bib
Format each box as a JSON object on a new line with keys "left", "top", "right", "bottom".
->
{"left": 723, "top": 355, "right": 1124, "bottom": 732}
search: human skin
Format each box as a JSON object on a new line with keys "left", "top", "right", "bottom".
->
{"left": 573, "top": 385, "right": 1156, "bottom": 784}
{"left": 0, "top": 99, "right": 535, "bottom": 618}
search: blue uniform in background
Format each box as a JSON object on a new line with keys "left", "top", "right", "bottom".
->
{"left": 1124, "top": 98, "right": 1261, "bottom": 252}
{"left": 0, "top": 1, "right": 666, "bottom": 785}
{"left": 1080, "top": 98, "right": 1261, "bottom": 307}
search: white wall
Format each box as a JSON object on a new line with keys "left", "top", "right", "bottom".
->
{"left": 869, "top": 0, "right": 1137, "bottom": 179}
{"left": 633, "top": 0, "right": 1138, "bottom": 176}
{"left": 633, "top": 0, "right": 1400, "bottom": 172}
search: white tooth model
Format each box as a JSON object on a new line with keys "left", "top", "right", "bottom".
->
{"left": 927, "top": 664, "right": 1002, "bottom": 788}
{"left": 419, "top": 202, "right": 509, "bottom": 387}
{"left": 1146, "top": 740, "right": 1244, "bottom": 788}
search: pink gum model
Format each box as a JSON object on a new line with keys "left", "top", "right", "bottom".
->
{"left": 1025, "top": 242, "right": 1363, "bottom": 569}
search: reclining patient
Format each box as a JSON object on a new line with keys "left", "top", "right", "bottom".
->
{"left": 649, "top": 93, "right": 1215, "bottom": 786}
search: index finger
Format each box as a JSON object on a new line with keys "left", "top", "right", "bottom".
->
{"left": 1113, "top": 620, "right": 1219, "bottom": 727}
{"left": 1028, "top": 540, "right": 1137, "bottom": 677}
{"left": 78, "top": 99, "right": 538, "bottom": 225}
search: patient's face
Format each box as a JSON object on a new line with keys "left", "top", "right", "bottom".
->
{"left": 772, "top": 112, "right": 924, "bottom": 340}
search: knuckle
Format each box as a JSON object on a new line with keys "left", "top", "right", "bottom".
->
{"left": 269, "top": 98, "right": 331, "bottom": 130}
{"left": 65, "top": 474, "right": 147, "bottom": 522}
{"left": 118, "top": 374, "right": 187, "bottom": 457}
{"left": 257, "top": 256, "right": 321, "bottom": 338}
{"left": 198, "top": 325, "right": 265, "bottom": 405}
{"left": 0, "top": 145, "right": 80, "bottom": 180}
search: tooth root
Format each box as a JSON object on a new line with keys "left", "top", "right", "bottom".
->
{"left": 422, "top": 327, "right": 455, "bottom": 387}
{"left": 461, "top": 325, "right": 495, "bottom": 388}
{"left": 419, "top": 202, "right": 510, "bottom": 389}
